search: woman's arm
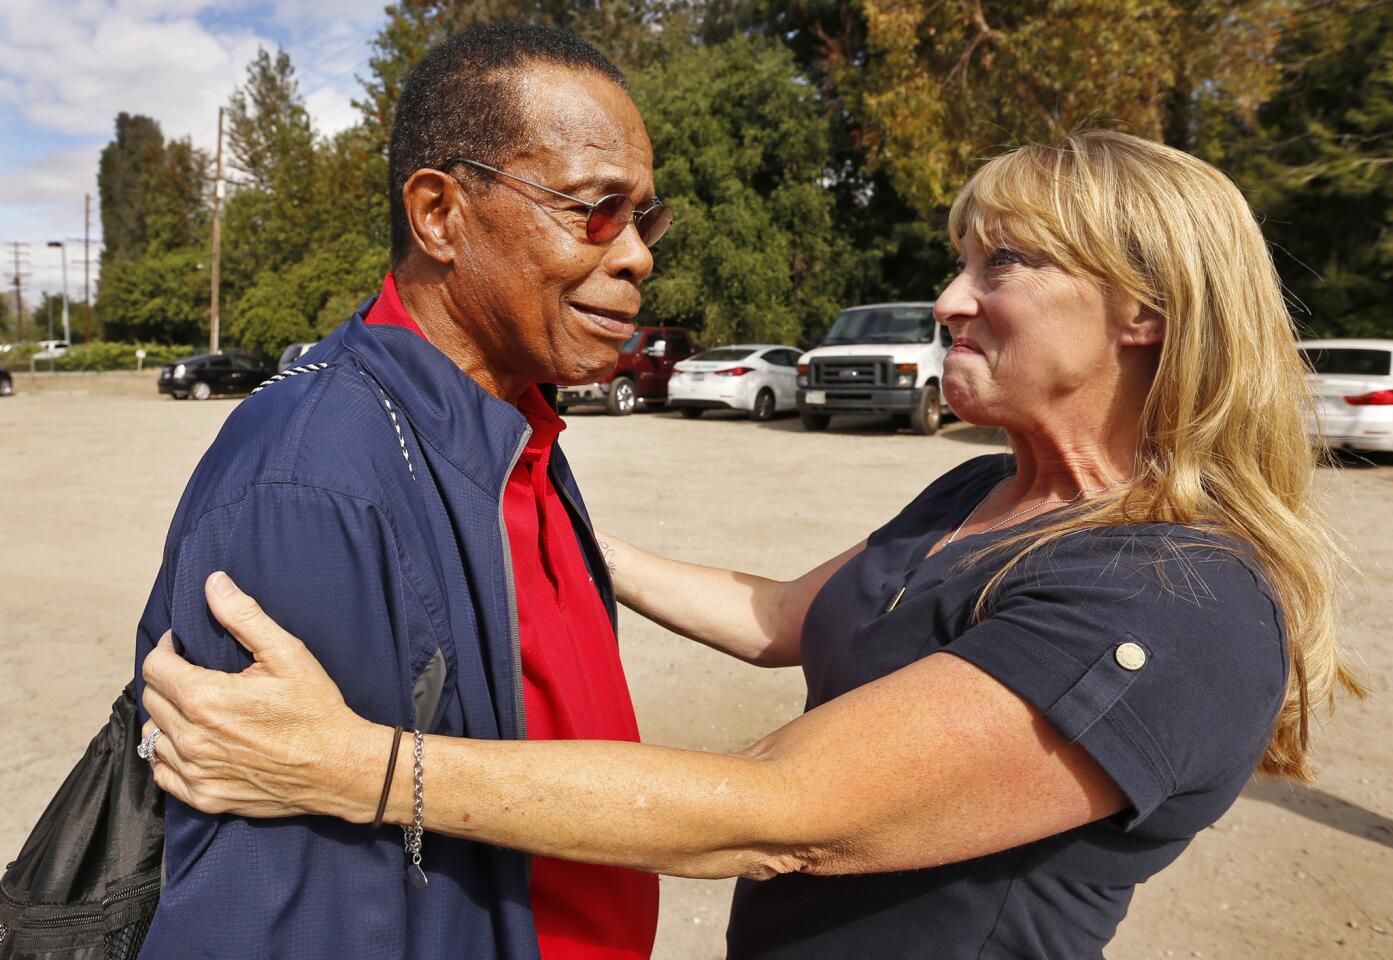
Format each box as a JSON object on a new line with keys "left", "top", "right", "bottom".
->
{"left": 141, "top": 573, "right": 1125, "bottom": 880}
{"left": 595, "top": 530, "right": 864, "bottom": 666}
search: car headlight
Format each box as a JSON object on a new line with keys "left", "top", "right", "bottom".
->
{"left": 796, "top": 363, "right": 809, "bottom": 388}
{"left": 894, "top": 363, "right": 917, "bottom": 388}
{"left": 173, "top": 363, "right": 186, "bottom": 378}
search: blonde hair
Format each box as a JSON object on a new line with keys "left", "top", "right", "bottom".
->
{"left": 948, "top": 129, "right": 1364, "bottom": 782}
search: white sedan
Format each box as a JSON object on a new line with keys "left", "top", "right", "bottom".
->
{"left": 667, "top": 344, "right": 803, "bottom": 421}
{"left": 1300, "top": 338, "right": 1393, "bottom": 453}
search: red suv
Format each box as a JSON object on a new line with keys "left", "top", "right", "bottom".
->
{"left": 558, "top": 326, "right": 698, "bottom": 415}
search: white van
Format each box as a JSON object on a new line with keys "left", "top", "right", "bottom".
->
{"left": 796, "top": 302, "right": 952, "bottom": 435}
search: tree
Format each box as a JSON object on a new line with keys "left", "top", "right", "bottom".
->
{"left": 1233, "top": 2, "right": 1393, "bottom": 338}
{"left": 225, "top": 234, "right": 388, "bottom": 356}
{"left": 97, "top": 113, "right": 208, "bottom": 259}
{"left": 632, "top": 34, "right": 857, "bottom": 345}
{"left": 0, "top": 291, "right": 11, "bottom": 339}
{"left": 96, "top": 249, "right": 209, "bottom": 344}
{"left": 357, "top": 0, "right": 687, "bottom": 153}
{"left": 807, "top": 0, "right": 1293, "bottom": 218}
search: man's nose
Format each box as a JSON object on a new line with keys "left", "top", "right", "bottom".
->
{"left": 604, "top": 220, "right": 655, "bottom": 283}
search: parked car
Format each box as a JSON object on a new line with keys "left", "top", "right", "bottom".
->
{"left": 0, "top": 366, "right": 12, "bottom": 397}
{"left": 796, "top": 302, "right": 953, "bottom": 435}
{"left": 667, "top": 344, "right": 802, "bottom": 421}
{"left": 557, "top": 326, "right": 698, "bottom": 415}
{"left": 158, "top": 353, "right": 275, "bottom": 400}
{"left": 1299, "top": 338, "right": 1393, "bottom": 453}
{"left": 278, "top": 342, "right": 319, "bottom": 372}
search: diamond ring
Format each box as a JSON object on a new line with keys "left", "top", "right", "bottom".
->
{"left": 137, "top": 727, "right": 164, "bottom": 766}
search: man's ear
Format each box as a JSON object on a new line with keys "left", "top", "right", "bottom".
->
{"left": 402, "top": 169, "right": 465, "bottom": 266}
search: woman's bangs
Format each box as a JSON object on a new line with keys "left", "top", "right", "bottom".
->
{"left": 949, "top": 149, "right": 1078, "bottom": 268}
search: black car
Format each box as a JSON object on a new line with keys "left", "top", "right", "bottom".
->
{"left": 158, "top": 353, "right": 275, "bottom": 400}
{"left": 0, "top": 366, "right": 11, "bottom": 397}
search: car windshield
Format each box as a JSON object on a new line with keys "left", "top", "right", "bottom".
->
{"left": 822, "top": 307, "right": 936, "bottom": 345}
{"left": 620, "top": 332, "right": 643, "bottom": 354}
{"left": 690, "top": 348, "right": 755, "bottom": 362}
{"left": 1300, "top": 348, "right": 1392, "bottom": 377}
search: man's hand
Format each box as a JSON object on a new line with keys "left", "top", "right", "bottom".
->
{"left": 141, "top": 571, "right": 378, "bottom": 822}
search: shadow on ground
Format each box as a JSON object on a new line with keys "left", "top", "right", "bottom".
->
{"left": 1242, "top": 777, "right": 1393, "bottom": 850}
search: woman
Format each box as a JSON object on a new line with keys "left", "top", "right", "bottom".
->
{"left": 138, "top": 130, "right": 1362, "bottom": 957}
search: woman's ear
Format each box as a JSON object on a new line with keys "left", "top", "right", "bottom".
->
{"left": 1118, "top": 302, "right": 1165, "bottom": 348}
{"left": 401, "top": 169, "right": 465, "bottom": 266}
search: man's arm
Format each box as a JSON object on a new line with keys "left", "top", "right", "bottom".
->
{"left": 135, "top": 482, "right": 430, "bottom": 958}
{"left": 594, "top": 531, "right": 864, "bottom": 667}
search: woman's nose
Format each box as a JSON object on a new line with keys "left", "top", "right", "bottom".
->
{"left": 934, "top": 271, "right": 977, "bottom": 327}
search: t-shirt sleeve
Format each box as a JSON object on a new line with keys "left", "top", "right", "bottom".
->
{"left": 943, "top": 533, "right": 1287, "bottom": 835}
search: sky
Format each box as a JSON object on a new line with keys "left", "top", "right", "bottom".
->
{"left": 0, "top": 0, "right": 387, "bottom": 310}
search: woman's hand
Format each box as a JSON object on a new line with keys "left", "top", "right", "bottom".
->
{"left": 140, "top": 571, "right": 379, "bottom": 822}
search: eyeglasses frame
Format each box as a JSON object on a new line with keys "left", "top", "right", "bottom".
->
{"left": 438, "top": 156, "right": 671, "bottom": 246}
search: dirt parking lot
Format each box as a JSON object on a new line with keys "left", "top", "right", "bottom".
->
{"left": 2, "top": 369, "right": 1390, "bottom": 959}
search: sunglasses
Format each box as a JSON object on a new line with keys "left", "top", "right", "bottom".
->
{"left": 441, "top": 156, "right": 674, "bottom": 247}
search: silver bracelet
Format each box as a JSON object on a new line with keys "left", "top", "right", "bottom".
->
{"left": 404, "top": 729, "right": 427, "bottom": 889}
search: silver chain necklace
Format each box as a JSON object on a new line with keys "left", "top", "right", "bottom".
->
{"left": 943, "top": 474, "right": 1132, "bottom": 548}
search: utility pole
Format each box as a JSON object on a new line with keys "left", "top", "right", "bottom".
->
{"left": 83, "top": 193, "right": 93, "bottom": 341}
{"left": 209, "top": 106, "right": 224, "bottom": 355}
{"left": 7, "top": 241, "right": 30, "bottom": 341}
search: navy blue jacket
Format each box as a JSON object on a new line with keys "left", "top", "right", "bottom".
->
{"left": 133, "top": 302, "right": 615, "bottom": 959}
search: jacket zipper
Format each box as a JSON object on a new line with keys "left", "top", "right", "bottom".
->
{"left": 496, "top": 428, "right": 531, "bottom": 741}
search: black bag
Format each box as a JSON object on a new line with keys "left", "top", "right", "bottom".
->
{"left": 0, "top": 684, "right": 164, "bottom": 960}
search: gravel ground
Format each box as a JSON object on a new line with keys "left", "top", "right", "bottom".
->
{"left": 2, "top": 369, "right": 1389, "bottom": 958}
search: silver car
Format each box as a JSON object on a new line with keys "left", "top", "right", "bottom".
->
{"left": 1300, "top": 338, "right": 1393, "bottom": 453}
{"left": 667, "top": 344, "right": 802, "bottom": 421}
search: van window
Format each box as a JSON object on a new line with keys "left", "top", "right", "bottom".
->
{"left": 938, "top": 324, "right": 953, "bottom": 347}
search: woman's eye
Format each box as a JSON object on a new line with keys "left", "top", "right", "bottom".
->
{"left": 988, "top": 249, "right": 1023, "bottom": 268}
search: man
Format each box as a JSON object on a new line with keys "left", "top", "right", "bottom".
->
{"left": 133, "top": 23, "right": 671, "bottom": 959}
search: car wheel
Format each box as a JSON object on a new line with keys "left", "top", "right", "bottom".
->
{"left": 0, "top": 380, "right": 12, "bottom": 397}
{"left": 606, "top": 377, "right": 637, "bottom": 416}
{"left": 751, "top": 389, "right": 776, "bottom": 422}
{"left": 556, "top": 402, "right": 569, "bottom": 415}
{"left": 909, "top": 383, "right": 942, "bottom": 436}
{"left": 190, "top": 381, "right": 213, "bottom": 401}
{"left": 172, "top": 391, "right": 188, "bottom": 400}
{"left": 800, "top": 411, "right": 830, "bottom": 431}
{"left": 680, "top": 407, "right": 703, "bottom": 419}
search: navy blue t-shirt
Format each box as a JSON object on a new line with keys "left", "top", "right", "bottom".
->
{"left": 727, "top": 454, "right": 1287, "bottom": 959}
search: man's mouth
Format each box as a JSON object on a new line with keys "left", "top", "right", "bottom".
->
{"left": 571, "top": 303, "right": 637, "bottom": 338}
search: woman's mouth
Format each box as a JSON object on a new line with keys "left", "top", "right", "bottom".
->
{"left": 947, "top": 338, "right": 984, "bottom": 356}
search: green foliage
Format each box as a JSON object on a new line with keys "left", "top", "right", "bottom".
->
{"left": 96, "top": 248, "right": 209, "bottom": 344}
{"left": 98, "top": 113, "right": 208, "bottom": 259}
{"left": 52, "top": 341, "right": 186, "bottom": 372}
{"left": 226, "top": 235, "right": 389, "bottom": 357}
{"left": 1231, "top": 3, "right": 1393, "bottom": 339}
{"left": 633, "top": 35, "right": 857, "bottom": 346}
{"left": 0, "top": 292, "right": 11, "bottom": 338}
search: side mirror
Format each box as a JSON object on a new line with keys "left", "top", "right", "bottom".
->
{"left": 644, "top": 342, "right": 668, "bottom": 358}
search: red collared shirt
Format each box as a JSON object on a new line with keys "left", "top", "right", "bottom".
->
{"left": 365, "top": 274, "right": 658, "bottom": 960}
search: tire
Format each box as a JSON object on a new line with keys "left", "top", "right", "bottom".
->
{"left": 556, "top": 402, "right": 569, "bottom": 415}
{"left": 172, "top": 391, "right": 188, "bottom": 400}
{"left": 680, "top": 407, "right": 703, "bottom": 419}
{"left": 190, "top": 381, "right": 213, "bottom": 401}
{"left": 909, "top": 383, "right": 942, "bottom": 436}
{"left": 0, "top": 379, "right": 12, "bottom": 397}
{"left": 606, "top": 377, "right": 638, "bottom": 415}
{"left": 800, "top": 410, "right": 830, "bottom": 431}
{"left": 751, "top": 389, "right": 776, "bottom": 422}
